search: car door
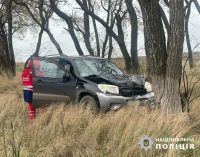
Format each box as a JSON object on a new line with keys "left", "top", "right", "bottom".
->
{"left": 32, "top": 57, "right": 76, "bottom": 106}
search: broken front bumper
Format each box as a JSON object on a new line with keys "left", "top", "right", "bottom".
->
{"left": 96, "top": 92, "right": 155, "bottom": 110}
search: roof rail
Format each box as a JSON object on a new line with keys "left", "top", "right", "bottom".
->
{"left": 41, "top": 54, "right": 68, "bottom": 57}
{"left": 81, "top": 55, "right": 99, "bottom": 57}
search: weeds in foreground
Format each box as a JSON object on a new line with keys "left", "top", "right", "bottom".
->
{"left": 0, "top": 74, "right": 200, "bottom": 157}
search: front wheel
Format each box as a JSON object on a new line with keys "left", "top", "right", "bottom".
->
{"left": 79, "top": 95, "right": 100, "bottom": 113}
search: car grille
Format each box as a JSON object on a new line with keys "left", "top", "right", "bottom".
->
{"left": 119, "top": 86, "right": 147, "bottom": 97}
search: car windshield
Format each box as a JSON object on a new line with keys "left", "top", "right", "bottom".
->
{"left": 74, "top": 59, "right": 123, "bottom": 77}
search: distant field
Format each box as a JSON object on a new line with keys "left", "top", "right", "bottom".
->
{"left": 16, "top": 62, "right": 24, "bottom": 72}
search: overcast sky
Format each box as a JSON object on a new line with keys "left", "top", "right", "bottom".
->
{"left": 13, "top": 2, "right": 200, "bottom": 62}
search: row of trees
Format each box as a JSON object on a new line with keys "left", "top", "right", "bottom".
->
{"left": 0, "top": 0, "right": 200, "bottom": 113}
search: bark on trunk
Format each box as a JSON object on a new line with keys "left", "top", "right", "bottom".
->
{"left": 0, "top": 21, "right": 13, "bottom": 79}
{"left": 125, "top": 0, "right": 139, "bottom": 74}
{"left": 102, "top": 12, "right": 114, "bottom": 58}
{"left": 161, "top": 0, "right": 185, "bottom": 113}
{"left": 102, "top": 33, "right": 109, "bottom": 58}
{"left": 0, "top": 40, "right": 12, "bottom": 78}
{"left": 6, "top": 0, "right": 16, "bottom": 77}
{"left": 138, "top": 0, "right": 167, "bottom": 104}
{"left": 108, "top": 34, "right": 113, "bottom": 60}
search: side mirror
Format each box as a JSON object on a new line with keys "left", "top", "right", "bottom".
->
{"left": 64, "top": 64, "right": 71, "bottom": 73}
{"left": 63, "top": 73, "right": 70, "bottom": 82}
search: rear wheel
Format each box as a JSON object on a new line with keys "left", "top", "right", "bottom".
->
{"left": 79, "top": 95, "right": 100, "bottom": 113}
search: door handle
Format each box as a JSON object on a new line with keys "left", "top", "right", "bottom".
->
{"left": 37, "top": 79, "right": 43, "bottom": 83}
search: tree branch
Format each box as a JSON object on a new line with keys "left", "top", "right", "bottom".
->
{"left": 159, "top": 4, "right": 170, "bottom": 35}
{"left": 194, "top": 0, "right": 200, "bottom": 14}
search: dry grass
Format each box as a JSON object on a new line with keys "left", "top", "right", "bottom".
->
{"left": 0, "top": 67, "right": 200, "bottom": 156}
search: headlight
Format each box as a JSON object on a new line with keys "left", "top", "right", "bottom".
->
{"left": 98, "top": 84, "right": 119, "bottom": 94}
{"left": 145, "top": 82, "right": 152, "bottom": 92}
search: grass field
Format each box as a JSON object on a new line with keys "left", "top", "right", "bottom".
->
{"left": 0, "top": 58, "right": 200, "bottom": 157}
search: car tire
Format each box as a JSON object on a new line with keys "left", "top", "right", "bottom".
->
{"left": 79, "top": 95, "right": 100, "bottom": 113}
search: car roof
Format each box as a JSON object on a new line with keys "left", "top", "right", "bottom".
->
{"left": 38, "top": 54, "right": 107, "bottom": 61}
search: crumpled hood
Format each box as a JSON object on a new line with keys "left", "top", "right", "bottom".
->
{"left": 84, "top": 74, "right": 145, "bottom": 87}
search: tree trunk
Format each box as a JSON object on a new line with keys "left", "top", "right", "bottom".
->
{"left": 83, "top": 0, "right": 94, "bottom": 56}
{"left": 194, "top": 0, "right": 200, "bottom": 14}
{"left": 0, "top": 21, "right": 13, "bottom": 79}
{"left": 88, "top": 0, "right": 100, "bottom": 56}
{"left": 138, "top": 0, "right": 167, "bottom": 104}
{"left": 92, "top": 18, "right": 100, "bottom": 56}
{"left": 116, "top": 14, "right": 132, "bottom": 73}
{"left": 6, "top": 0, "right": 16, "bottom": 77}
{"left": 34, "top": 28, "right": 44, "bottom": 56}
{"left": 45, "top": 26, "right": 64, "bottom": 55}
{"left": 108, "top": 34, "right": 113, "bottom": 60}
{"left": 161, "top": 0, "right": 185, "bottom": 113}
{"left": 125, "top": 0, "right": 139, "bottom": 74}
{"left": 102, "top": 13, "right": 114, "bottom": 58}
{"left": 102, "top": 33, "right": 109, "bottom": 58}
{"left": 101, "top": 2, "right": 111, "bottom": 58}
{"left": 0, "top": 42, "right": 12, "bottom": 78}
{"left": 185, "top": 2, "right": 194, "bottom": 68}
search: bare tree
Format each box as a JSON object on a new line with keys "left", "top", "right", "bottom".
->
{"left": 185, "top": 0, "right": 194, "bottom": 68}
{"left": 13, "top": 0, "right": 64, "bottom": 56}
{"left": 138, "top": 0, "right": 185, "bottom": 113}
{"left": 73, "top": 0, "right": 115, "bottom": 58}
{"left": 49, "top": 0, "right": 84, "bottom": 56}
{"left": 83, "top": 0, "right": 95, "bottom": 56}
{"left": 6, "top": 0, "right": 16, "bottom": 76}
{"left": 89, "top": 0, "right": 101, "bottom": 56}
{"left": 75, "top": 0, "right": 139, "bottom": 73}
{"left": 73, "top": 0, "right": 95, "bottom": 56}
{"left": 125, "top": 0, "right": 139, "bottom": 74}
{"left": 0, "top": 0, "right": 27, "bottom": 78}
{"left": 100, "top": 0, "right": 115, "bottom": 59}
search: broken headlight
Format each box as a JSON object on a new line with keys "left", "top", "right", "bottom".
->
{"left": 145, "top": 82, "right": 153, "bottom": 92}
{"left": 98, "top": 84, "right": 119, "bottom": 94}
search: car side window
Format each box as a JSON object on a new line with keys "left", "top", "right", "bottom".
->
{"left": 33, "top": 58, "right": 65, "bottom": 79}
{"left": 59, "top": 59, "right": 73, "bottom": 74}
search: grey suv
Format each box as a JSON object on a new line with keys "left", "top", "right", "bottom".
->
{"left": 24, "top": 55, "right": 154, "bottom": 111}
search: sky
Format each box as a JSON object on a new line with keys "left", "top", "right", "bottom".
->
{"left": 13, "top": 2, "right": 200, "bottom": 62}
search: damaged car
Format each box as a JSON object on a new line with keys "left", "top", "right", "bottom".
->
{"left": 24, "top": 55, "right": 154, "bottom": 111}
